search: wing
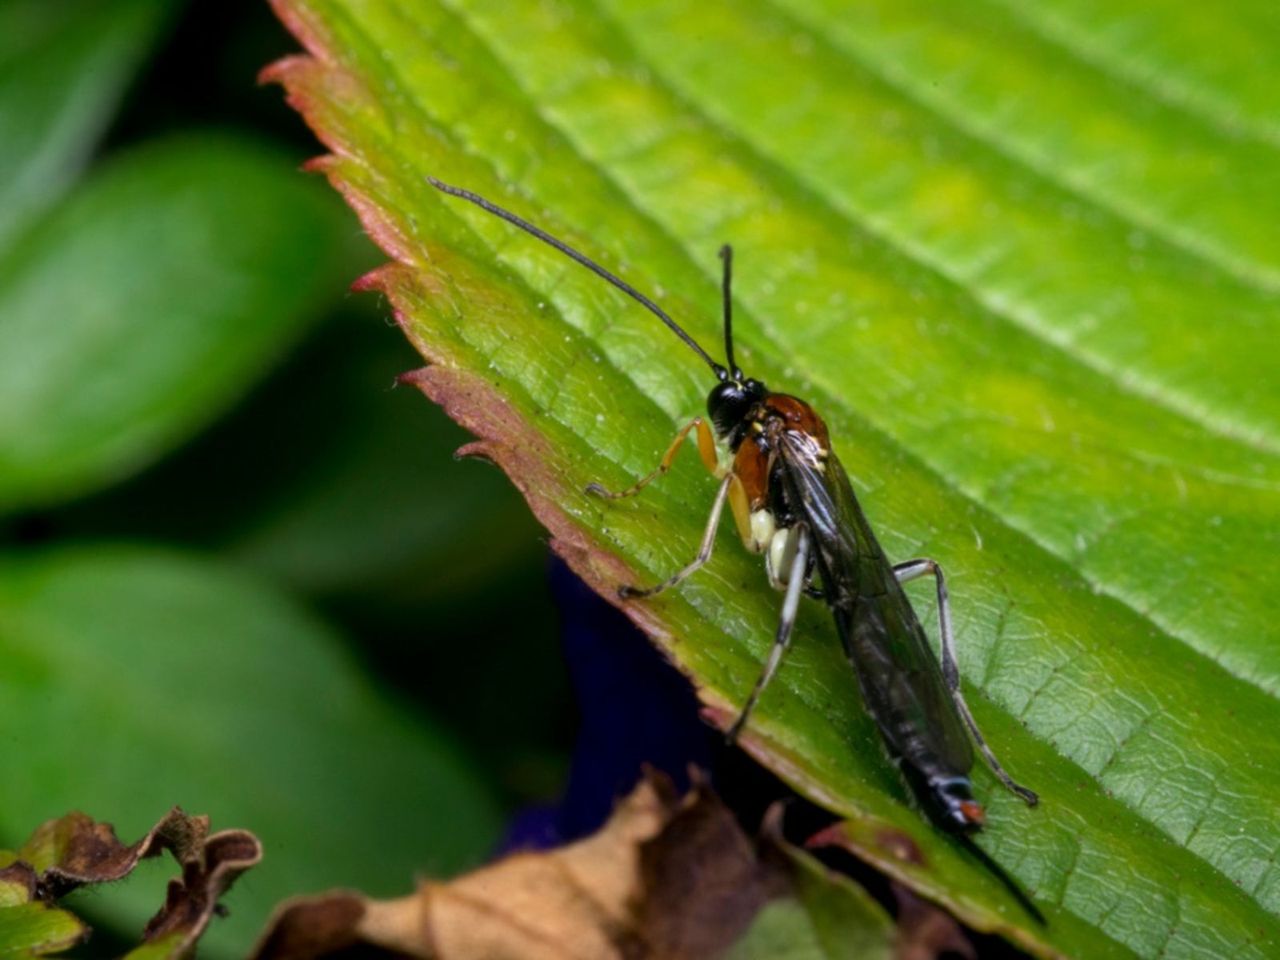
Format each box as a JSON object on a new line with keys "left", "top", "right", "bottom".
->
{"left": 777, "top": 429, "right": 974, "bottom": 780}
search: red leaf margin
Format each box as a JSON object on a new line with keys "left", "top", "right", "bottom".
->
{"left": 258, "top": 5, "right": 723, "bottom": 714}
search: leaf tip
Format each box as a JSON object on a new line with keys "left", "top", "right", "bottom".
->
{"left": 255, "top": 55, "right": 298, "bottom": 88}
{"left": 396, "top": 367, "right": 430, "bottom": 391}
{"left": 454, "top": 441, "right": 495, "bottom": 464}
{"left": 352, "top": 264, "right": 397, "bottom": 296}
{"left": 300, "top": 154, "right": 334, "bottom": 176}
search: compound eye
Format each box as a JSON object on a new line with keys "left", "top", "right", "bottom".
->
{"left": 707, "top": 382, "right": 751, "bottom": 437}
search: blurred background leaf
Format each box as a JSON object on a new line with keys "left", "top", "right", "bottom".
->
{"left": 0, "top": 133, "right": 353, "bottom": 510}
{"left": 0, "top": 0, "right": 173, "bottom": 248}
{"left": 727, "top": 844, "right": 896, "bottom": 960}
{"left": 0, "top": 2, "right": 567, "bottom": 957}
{"left": 0, "top": 546, "right": 500, "bottom": 956}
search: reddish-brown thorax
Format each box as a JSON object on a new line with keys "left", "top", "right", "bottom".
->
{"left": 732, "top": 393, "right": 830, "bottom": 509}
{"left": 762, "top": 394, "right": 830, "bottom": 445}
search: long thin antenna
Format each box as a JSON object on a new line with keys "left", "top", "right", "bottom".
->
{"left": 428, "top": 177, "right": 727, "bottom": 380}
{"left": 718, "top": 244, "right": 741, "bottom": 379}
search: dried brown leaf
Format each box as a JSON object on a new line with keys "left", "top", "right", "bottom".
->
{"left": 892, "top": 883, "right": 975, "bottom": 960}
{"left": 253, "top": 772, "right": 785, "bottom": 960}
{"left": 4, "top": 807, "right": 261, "bottom": 958}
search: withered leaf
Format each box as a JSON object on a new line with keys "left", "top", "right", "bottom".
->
{"left": 253, "top": 771, "right": 787, "bottom": 960}
{"left": 1, "top": 808, "right": 261, "bottom": 959}
{"left": 891, "top": 883, "right": 975, "bottom": 960}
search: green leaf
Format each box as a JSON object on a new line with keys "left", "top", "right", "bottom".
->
{"left": 0, "top": 546, "right": 503, "bottom": 958}
{"left": 0, "top": 133, "right": 353, "bottom": 512}
{"left": 2, "top": 808, "right": 261, "bottom": 959}
{"left": 0, "top": 903, "right": 86, "bottom": 959}
{"left": 728, "top": 846, "right": 893, "bottom": 960}
{"left": 0, "top": 0, "right": 174, "bottom": 249}
{"left": 0, "top": 848, "right": 87, "bottom": 958}
{"left": 267, "top": 1, "right": 1280, "bottom": 956}
{"left": 120, "top": 930, "right": 186, "bottom": 960}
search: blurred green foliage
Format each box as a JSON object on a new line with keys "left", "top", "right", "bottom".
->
{"left": 0, "top": 2, "right": 567, "bottom": 956}
{"left": 727, "top": 846, "right": 895, "bottom": 960}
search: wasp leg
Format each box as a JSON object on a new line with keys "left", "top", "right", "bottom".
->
{"left": 894, "top": 558, "right": 1039, "bottom": 806}
{"left": 619, "top": 473, "right": 733, "bottom": 599}
{"left": 727, "top": 525, "right": 811, "bottom": 744}
{"left": 586, "top": 417, "right": 718, "bottom": 499}
{"left": 801, "top": 544, "right": 822, "bottom": 598}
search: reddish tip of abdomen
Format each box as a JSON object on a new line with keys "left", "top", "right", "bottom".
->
{"left": 959, "top": 801, "right": 986, "bottom": 827}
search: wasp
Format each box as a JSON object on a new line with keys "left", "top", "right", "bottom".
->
{"left": 429, "top": 177, "right": 1043, "bottom": 922}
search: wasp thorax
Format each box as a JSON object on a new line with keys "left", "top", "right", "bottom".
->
{"left": 707, "top": 378, "right": 767, "bottom": 443}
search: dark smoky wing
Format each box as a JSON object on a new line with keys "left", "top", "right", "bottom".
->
{"left": 777, "top": 431, "right": 974, "bottom": 778}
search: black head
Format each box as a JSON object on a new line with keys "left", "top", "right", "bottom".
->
{"left": 707, "top": 377, "right": 768, "bottom": 445}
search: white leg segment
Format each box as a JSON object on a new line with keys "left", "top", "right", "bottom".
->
{"left": 620, "top": 473, "right": 734, "bottom": 599}
{"left": 894, "top": 557, "right": 1038, "bottom": 806}
{"left": 727, "top": 525, "right": 811, "bottom": 743}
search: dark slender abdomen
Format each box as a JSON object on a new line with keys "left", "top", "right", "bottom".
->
{"left": 777, "top": 431, "right": 981, "bottom": 831}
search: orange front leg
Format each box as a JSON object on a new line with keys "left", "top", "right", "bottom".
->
{"left": 727, "top": 474, "right": 753, "bottom": 548}
{"left": 586, "top": 417, "right": 719, "bottom": 500}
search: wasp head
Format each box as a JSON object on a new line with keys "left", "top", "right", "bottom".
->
{"left": 707, "top": 377, "right": 767, "bottom": 446}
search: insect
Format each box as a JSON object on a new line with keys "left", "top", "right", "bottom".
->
{"left": 429, "top": 177, "right": 1043, "bottom": 922}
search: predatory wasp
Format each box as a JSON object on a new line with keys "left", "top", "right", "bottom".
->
{"left": 429, "top": 177, "right": 1044, "bottom": 923}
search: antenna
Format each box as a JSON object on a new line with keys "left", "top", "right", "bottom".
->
{"left": 718, "top": 244, "right": 741, "bottom": 380}
{"left": 428, "top": 177, "right": 727, "bottom": 380}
